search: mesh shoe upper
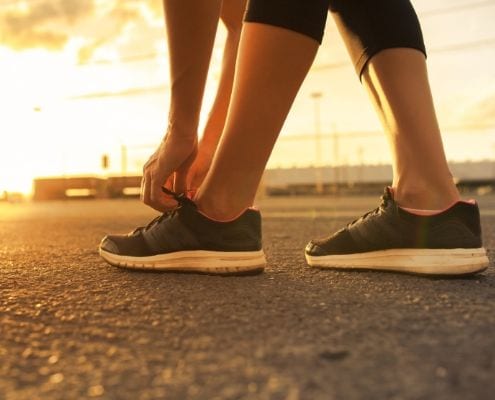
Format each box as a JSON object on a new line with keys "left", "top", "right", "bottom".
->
{"left": 306, "top": 187, "right": 483, "bottom": 257}
{"left": 100, "top": 191, "right": 262, "bottom": 257}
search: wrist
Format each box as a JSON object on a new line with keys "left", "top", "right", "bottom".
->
{"left": 164, "top": 122, "right": 198, "bottom": 143}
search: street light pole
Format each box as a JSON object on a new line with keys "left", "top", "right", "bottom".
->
{"left": 121, "top": 144, "right": 128, "bottom": 176}
{"left": 311, "top": 91, "right": 323, "bottom": 194}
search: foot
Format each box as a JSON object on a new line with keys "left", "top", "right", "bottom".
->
{"left": 305, "top": 187, "right": 489, "bottom": 276}
{"left": 99, "top": 188, "right": 266, "bottom": 275}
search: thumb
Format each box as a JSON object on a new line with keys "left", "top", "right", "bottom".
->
{"left": 173, "top": 146, "right": 198, "bottom": 193}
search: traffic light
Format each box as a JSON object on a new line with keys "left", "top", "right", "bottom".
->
{"left": 101, "top": 154, "right": 109, "bottom": 170}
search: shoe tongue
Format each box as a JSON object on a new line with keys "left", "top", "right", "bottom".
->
{"left": 180, "top": 195, "right": 197, "bottom": 209}
{"left": 384, "top": 186, "right": 395, "bottom": 200}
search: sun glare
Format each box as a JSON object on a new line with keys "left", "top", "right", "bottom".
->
{"left": 1, "top": 0, "right": 494, "bottom": 196}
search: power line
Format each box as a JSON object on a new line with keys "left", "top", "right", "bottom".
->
{"left": 429, "top": 36, "right": 495, "bottom": 53}
{"left": 279, "top": 125, "right": 495, "bottom": 141}
{"left": 81, "top": 51, "right": 165, "bottom": 66}
{"left": 420, "top": 0, "right": 495, "bottom": 17}
{"left": 79, "top": 34, "right": 495, "bottom": 69}
{"left": 78, "top": 10, "right": 495, "bottom": 68}
{"left": 311, "top": 36, "right": 495, "bottom": 72}
{"left": 68, "top": 34, "right": 495, "bottom": 99}
{"left": 311, "top": 60, "right": 349, "bottom": 72}
{"left": 69, "top": 84, "right": 168, "bottom": 100}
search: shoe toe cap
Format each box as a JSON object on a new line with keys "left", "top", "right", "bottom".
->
{"left": 99, "top": 233, "right": 153, "bottom": 257}
{"left": 305, "top": 241, "right": 327, "bottom": 256}
{"left": 306, "top": 229, "right": 361, "bottom": 256}
{"left": 100, "top": 236, "right": 120, "bottom": 254}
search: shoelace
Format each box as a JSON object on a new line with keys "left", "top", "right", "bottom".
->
{"left": 131, "top": 187, "right": 191, "bottom": 235}
{"left": 161, "top": 186, "right": 189, "bottom": 204}
{"left": 346, "top": 192, "right": 390, "bottom": 228}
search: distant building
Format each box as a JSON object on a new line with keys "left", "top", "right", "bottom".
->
{"left": 33, "top": 176, "right": 142, "bottom": 200}
{"left": 263, "top": 161, "right": 495, "bottom": 194}
{"left": 32, "top": 161, "right": 495, "bottom": 200}
{"left": 33, "top": 177, "right": 106, "bottom": 201}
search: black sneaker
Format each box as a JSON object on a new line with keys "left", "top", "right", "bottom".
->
{"left": 305, "top": 187, "right": 489, "bottom": 276}
{"left": 99, "top": 188, "right": 266, "bottom": 274}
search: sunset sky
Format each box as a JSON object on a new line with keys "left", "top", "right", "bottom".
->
{"left": 1, "top": 0, "right": 494, "bottom": 194}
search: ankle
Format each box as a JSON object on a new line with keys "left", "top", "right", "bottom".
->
{"left": 393, "top": 182, "right": 460, "bottom": 210}
{"left": 194, "top": 191, "right": 249, "bottom": 222}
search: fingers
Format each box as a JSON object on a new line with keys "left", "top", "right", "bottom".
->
{"left": 164, "top": 176, "right": 174, "bottom": 191}
{"left": 139, "top": 174, "right": 147, "bottom": 203}
{"left": 140, "top": 135, "right": 198, "bottom": 210}
{"left": 185, "top": 165, "right": 197, "bottom": 192}
{"left": 174, "top": 169, "right": 188, "bottom": 195}
{"left": 140, "top": 152, "right": 157, "bottom": 204}
{"left": 141, "top": 159, "right": 175, "bottom": 212}
{"left": 185, "top": 147, "right": 214, "bottom": 192}
{"left": 174, "top": 144, "right": 198, "bottom": 194}
{"left": 150, "top": 171, "right": 177, "bottom": 211}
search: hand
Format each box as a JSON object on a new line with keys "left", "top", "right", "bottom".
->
{"left": 141, "top": 133, "right": 197, "bottom": 212}
{"left": 186, "top": 142, "right": 216, "bottom": 192}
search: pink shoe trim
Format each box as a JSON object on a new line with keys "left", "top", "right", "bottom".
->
{"left": 400, "top": 199, "right": 477, "bottom": 216}
{"left": 400, "top": 206, "right": 443, "bottom": 216}
{"left": 185, "top": 189, "right": 197, "bottom": 200}
{"left": 390, "top": 186, "right": 477, "bottom": 215}
{"left": 196, "top": 207, "right": 255, "bottom": 223}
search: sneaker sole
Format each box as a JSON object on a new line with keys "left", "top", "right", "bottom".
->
{"left": 306, "top": 247, "right": 489, "bottom": 276}
{"left": 99, "top": 248, "right": 266, "bottom": 275}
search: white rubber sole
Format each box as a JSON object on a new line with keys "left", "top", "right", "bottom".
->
{"left": 99, "top": 248, "right": 266, "bottom": 275}
{"left": 306, "top": 247, "right": 489, "bottom": 276}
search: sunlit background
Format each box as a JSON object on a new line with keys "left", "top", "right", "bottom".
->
{"left": 1, "top": 0, "right": 494, "bottom": 196}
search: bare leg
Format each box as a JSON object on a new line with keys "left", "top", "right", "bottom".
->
{"left": 187, "top": 0, "right": 246, "bottom": 190}
{"left": 195, "top": 23, "right": 319, "bottom": 220}
{"left": 142, "top": 0, "right": 221, "bottom": 211}
{"left": 362, "top": 48, "right": 460, "bottom": 210}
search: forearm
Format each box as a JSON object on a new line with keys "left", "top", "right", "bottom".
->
{"left": 163, "top": 0, "right": 222, "bottom": 139}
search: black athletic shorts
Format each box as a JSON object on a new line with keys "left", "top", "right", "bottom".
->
{"left": 244, "top": 0, "right": 426, "bottom": 77}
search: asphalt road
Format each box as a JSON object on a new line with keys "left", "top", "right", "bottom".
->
{"left": 1, "top": 194, "right": 494, "bottom": 400}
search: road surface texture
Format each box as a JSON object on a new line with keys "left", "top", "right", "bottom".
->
{"left": 1, "top": 194, "right": 494, "bottom": 400}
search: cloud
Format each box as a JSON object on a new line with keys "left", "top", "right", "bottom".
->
{"left": 0, "top": 0, "right": 161, "bottom": 60}
{"left": 0, "top": 0, "right": 95, "bottom": 50}
{"left": 143, "top": 0, "right": 164, "bottom": 18}
{"left": 2, "top": 27, "right": 67, "bottom": 51}
{"left": 77, "top": 38, "right": 105, "bottom": 64}
{"left": 75, "top": 5, "right": 140, "bottom": 63}
{"left": 69, "top": 84, "right": 168, "bottom": 100}
{"left": 76, "top": 1, "right": 167, "bottom": 65}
